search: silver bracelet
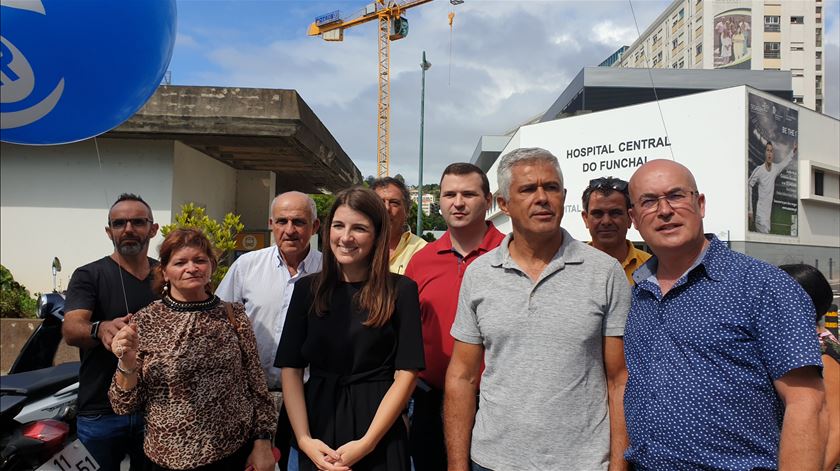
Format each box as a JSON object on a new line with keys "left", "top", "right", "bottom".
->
{"left": 116, "top": 360, "right": 137, "bottom": 376}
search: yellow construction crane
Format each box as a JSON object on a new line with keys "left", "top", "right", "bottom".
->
{"left": 308, "top": 0, "right": 463, "bottom": 177}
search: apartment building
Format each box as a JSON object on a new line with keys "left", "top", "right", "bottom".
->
{"left": 614, "top": 0, "right": 825, "bottom": 112}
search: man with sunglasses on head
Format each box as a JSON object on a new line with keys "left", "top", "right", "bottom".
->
{"left": 216, "top": 191, "right": 322, "bottom": 471}
{"left": 624, "top": 160, "right": 826, "bottom": 470}
{"left": 582, "top": 177, "right": 650, "bottom": 284}
{"left": 63, "top": 193, "right": 160, "bottom": 470}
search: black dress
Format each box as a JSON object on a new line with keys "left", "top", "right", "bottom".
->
{"left": 274, "top": 273, "right": 425, "bottom": 471}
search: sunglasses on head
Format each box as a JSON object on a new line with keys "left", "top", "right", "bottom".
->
{"left": 588, "top": 177, "right": 628, "bottom": 192}
{"left": 110, "top": 218, "right": 152, "bottom": 229}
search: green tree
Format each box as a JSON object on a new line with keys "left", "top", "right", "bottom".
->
{"left": 364, "top": 175, "right": 376, "bottom": 187}
{"left": 160, "top": 203, "right": 244, "bottom": 288}
{"left": 0, "top": 265, "right": 38, "bottom": 319}
{"left": 394, "top": 174, "right": 405, "bottom": 184}
{"left": 311, "top": 193, "right": 336, "bottom": 226}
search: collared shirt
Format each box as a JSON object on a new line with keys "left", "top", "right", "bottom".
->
{"left": 389, "top": 231, "right": 427, "bottom": 274}
{"left": 587, "top": 240, "right": 652, "bottom": 284}
{"left": 624, "top": 235, "right": 822, "bottom": 470}
{"left": 404, "top": 222, "right": 505, "bottom": 390}
{"left": 451, "top": 229, "right": 631, "bottom": 470}
{"left": 216, "top": 245, "right": 322, "bottom": 389}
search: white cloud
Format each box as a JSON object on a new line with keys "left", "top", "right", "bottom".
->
{"left": 592, "top": 20, "right": 638, "bottom": 47}
{"left": 175, "top": 33, "right": 198, "bottom": 48}
{"left": 171, "top": 0, "right": 838, "bottom": 181}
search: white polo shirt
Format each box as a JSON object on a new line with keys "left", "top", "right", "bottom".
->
{"left": 216, "top": 245, "right": 322, "bottom": 389}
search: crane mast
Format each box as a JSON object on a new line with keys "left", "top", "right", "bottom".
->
{"left": 309, "top": 0, "right": 462, "bottom": 177}
{"left": 377, "top": 14, "right": 391, "bottom": 177}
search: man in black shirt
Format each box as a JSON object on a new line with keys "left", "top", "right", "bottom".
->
{"left": 63, "top": 194, "right": 159, "bottom": 470}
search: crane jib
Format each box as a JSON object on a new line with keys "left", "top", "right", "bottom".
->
{"left": 315, "top": 10, "right": 341, "bottom": 26}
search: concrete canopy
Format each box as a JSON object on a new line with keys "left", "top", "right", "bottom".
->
{"left": 106, "top": 85, "right": 362, "bottom": 193}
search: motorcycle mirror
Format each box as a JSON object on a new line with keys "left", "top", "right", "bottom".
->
{"left": 52, "top": 257, "right": 62, "bottom": 273}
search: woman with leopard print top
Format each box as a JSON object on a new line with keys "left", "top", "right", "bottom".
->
{"left": 108, "top": 229, "right": 278, "bottom": 471}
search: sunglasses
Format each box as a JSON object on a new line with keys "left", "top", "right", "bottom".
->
{"left": 588, "top": 177, "right": 628, "bottom": 192}
{"left": 110, "top": 218, "right": 152, "bottom": 229}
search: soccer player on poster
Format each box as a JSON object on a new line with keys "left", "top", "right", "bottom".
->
{"left": 748, "top": 131, "right": 797, "bottom": 234}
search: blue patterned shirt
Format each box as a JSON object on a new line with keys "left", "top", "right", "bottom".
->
{"left": 624, "top": 235, "right": 822, "bottom": 470}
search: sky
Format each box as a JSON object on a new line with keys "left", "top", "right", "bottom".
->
{"left": 171, "top": 0, "right": 840, "bottom": 185}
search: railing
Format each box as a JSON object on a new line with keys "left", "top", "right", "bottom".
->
{"left": 764, "top": 51, "right": 781, "bottom": 59}
{"left": 764, "top": 24, "right": 780, "bottom": 32}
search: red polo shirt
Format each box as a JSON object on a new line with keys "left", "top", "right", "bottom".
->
{"left": 404, "top": 222, "right": 505, "bottom": 390}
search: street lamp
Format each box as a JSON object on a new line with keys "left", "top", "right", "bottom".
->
{"left": 416, "top": 51, "right": 431, "bottom": 236}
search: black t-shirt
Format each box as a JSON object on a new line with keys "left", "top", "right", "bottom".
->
{"left": 64, "top": 256, "right": 158, "bottom": 415}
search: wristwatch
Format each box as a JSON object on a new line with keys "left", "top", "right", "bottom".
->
{"left": 90, "top": 321, "right": 101, "bottom": 341}
{"left": 252, "top": 432, "right": 273, "bottom": 442}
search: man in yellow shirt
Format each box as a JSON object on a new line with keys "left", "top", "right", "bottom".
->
{"left": 582, "top": 177, "right": 651, "bottom": 283}
{"left": 371, "top": 177, "right": 427, "bottom": 274}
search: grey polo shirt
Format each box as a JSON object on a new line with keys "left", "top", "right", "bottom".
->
{"left": 451, "top": 228, "right": 631, "bottom": 471}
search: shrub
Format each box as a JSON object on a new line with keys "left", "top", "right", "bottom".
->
{"left": 0, "top": 265, "right": 38, "bottom": 319}
{"left": 160, "top": 203, "right": 244, "bottom": 288}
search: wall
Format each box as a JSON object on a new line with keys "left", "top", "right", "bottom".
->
{"left": 171, "top": 141, "right": 237, "bottom": 221}
{"left": 236, "top": 170, "right": 276, "bottom": 230}
{"left": 0, "top": 319, "right": 77, "bottom": 374}
{"left": 0, "top": 139, "right": 174, "bottom": 293}
{"left": 489, "top": 86, "right": 750, "bottom": 242}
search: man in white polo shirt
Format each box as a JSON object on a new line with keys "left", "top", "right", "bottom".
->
{"left": 216, "top": 191, "right": 322, "bottom": 470}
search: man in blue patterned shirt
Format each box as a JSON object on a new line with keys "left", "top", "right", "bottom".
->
{"left": 623, "top": 159, "right": 827, "bottom": 470}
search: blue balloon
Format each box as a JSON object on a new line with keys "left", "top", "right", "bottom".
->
{"left": 0, "top": 0, "right": 176, "bottom": 145}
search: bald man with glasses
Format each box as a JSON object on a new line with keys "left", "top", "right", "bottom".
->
{"left": 623, "top": 160, "right": 826, "bottom": 470}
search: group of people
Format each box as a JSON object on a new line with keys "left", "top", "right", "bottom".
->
{"left": 716, "top": 17, "right": 751, "bottom": 65}
{"left": 60, "top": 148, "right": 838, "bottom": 471}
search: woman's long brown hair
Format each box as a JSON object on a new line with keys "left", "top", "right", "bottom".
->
{"left": 313, "top": 187, "right": 396, "bottom": 328}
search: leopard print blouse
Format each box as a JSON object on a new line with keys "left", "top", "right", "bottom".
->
{"left": 109, "top": 296, "right": 277, "bottom": 469}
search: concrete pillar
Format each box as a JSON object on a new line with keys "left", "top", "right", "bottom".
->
{"left": 236, "top": 170, "right": 276, "bottom": 230}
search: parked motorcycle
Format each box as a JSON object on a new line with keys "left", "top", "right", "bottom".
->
{"left": 1, "top": 259, "right": 90, "bottom": 470}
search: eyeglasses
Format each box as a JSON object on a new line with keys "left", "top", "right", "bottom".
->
{"left": 588, "top": 177, "right": 628, "bottom": 192}
{"left": 110, "top": 218, "right": 152, "bottom": 229}
{"left": 636, "top": 190, "right": 699, "bottom": 213}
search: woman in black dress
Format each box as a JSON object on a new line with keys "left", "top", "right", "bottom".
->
{"left": 275, "top": 187, "right": 424, "bottom": 471}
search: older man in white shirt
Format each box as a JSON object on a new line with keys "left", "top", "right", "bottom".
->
{"left": 216, "top": 191, "right": 322, "bottom": 471}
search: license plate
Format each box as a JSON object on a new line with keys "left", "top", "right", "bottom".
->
{"left": 36, "top": 439, "right": 100, "bottom": 471}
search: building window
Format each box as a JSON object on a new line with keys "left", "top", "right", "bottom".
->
{"left": 792, "top": 69, "right": 804, "bottom": 77}
{"left": 765, "top": 15, "right": 780, "bottom": 32}
{"left": 673, "top": 38, "right": 679, "bottom": 49}
{"left": 791, "top": 16, "right": 804, "bottom": 24}
{"left": 672, "top": 8, "right": 684, "bottom": 27}
{"left": 815, "top": 171, "right": 824, "bottom": 196}
{"left": 678, "top": 59, "right": 685, "bottom": 68}
{"left": 764, "top": 42, "right": 781, "bottom": 58}
{"left": 696, "top": 43, "right": 702, "bottom": 55}
{"left": 793, "top": 96, "right": 804, "bottom": 104}
{"left": 791, "top": 44, "right": 804, "bottom": 51}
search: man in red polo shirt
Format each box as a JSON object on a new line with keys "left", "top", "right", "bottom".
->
{"left": 404, "top": 162, "right": 505, "bottom": 470}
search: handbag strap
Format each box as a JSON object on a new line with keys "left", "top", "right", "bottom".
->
{"left": 224, "top": 301, "right": 237, "bottom": 327}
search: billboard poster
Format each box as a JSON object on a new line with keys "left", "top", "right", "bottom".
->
{"left": 713, "top": 7, "right": 751, "bottom": 69}
{"left": 747, "top": 93, "right": 798, "bottom": 236}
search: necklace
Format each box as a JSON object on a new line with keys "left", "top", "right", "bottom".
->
{"left": 162, "top": 294, "right": 220, "bottom": 312}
